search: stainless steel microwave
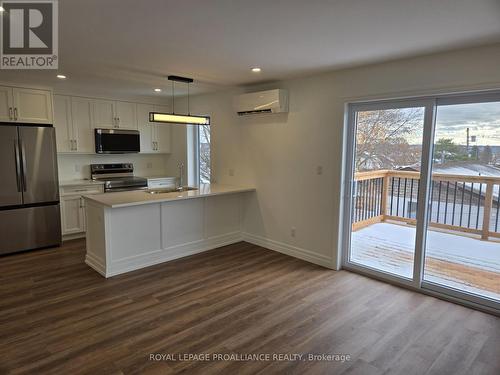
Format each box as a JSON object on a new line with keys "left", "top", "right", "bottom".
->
{"left": 95, "top": 129, "right": 140, "bottom": 154}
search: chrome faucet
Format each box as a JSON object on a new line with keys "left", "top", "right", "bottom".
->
{"left": 177, "top": 162, "right": 184, "bottom": 190}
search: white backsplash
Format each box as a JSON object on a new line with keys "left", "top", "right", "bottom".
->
{"left": 57, "top": 154, "right": 175, "bottom": 182}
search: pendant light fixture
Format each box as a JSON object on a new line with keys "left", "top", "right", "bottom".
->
{"left": 149, "top": 75, "right": 210, "bottom": 125}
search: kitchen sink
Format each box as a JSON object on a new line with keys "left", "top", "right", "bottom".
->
{"left": 147, "top": 187, "right": 198, "bottom": 194}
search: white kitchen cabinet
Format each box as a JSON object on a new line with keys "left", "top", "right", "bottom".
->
{"left": 92, "top": 99, "right": 137, "bottom": 129}
{"left": 154, "top": 105, "right": 171, "bottom": 153}
{"left": 71, "top": 97, "right": 94, "bottom": 153}
{"left": 54, "top": 95, "right": 94, "bottom": 153}
{"left": 0, "top": 86, "right": 52, "bottom": 124}
{"left": 0, "top": 86, "right": 14, "bottom": 122}
{"left": 137, "top": 103, "right": 155, "bottom": 153}
{"left": 12, "top": 88, "right": 53, "bottom": 124}
{"left": 53, "top": 95, "right": 73, "bottom": 152}
{"left": 136, "top": 103, "right": 171, "bottom": 153}
{"left": 115, "top": 101, "right": 137, "bottom": 129}
{"left": 92, "top": 99, "right": 115, "bottom": 128}
{"left": 61, "top": 195, "right": 86, "bottom": 234}
{"left": 60, "top": 183, "right": 104, "bottom": 237}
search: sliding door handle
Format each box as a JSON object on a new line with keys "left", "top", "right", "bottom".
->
{"left": 20, "top": 139, "right": 27, "bottom": 191}
{"left": 14, "top": 139, "right": 22, "bottom": 192}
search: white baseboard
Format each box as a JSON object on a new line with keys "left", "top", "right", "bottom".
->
{"left": 85, "top": 252, "right": 106, "bottom": 277}
{"left": 63, "top": 232, "right": 86, "bottom": 241}
{"left": 103, "top": 232, "right": 243, "bottom": 278}
{"left": 242, "top": 232, "right": 335, "bottom": 269}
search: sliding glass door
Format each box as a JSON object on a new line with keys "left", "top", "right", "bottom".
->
{"left": 422, "top": 98, "right": 500, "bottom": 306}
{"left": 345, "top": 99, "right": 434, "bottom": 284}
{"left": 343, "top": 93, "right": 500, "bottom": 312}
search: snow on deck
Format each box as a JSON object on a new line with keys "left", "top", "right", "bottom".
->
{"left": 351, "top": 222, "right": 500, "bottom": 301}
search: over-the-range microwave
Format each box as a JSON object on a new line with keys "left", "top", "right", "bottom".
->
{"left": 95, "top": 129, "right": 140, "bottom": 154}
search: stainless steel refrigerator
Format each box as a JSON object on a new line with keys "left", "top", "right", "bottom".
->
{"left": 0, "top": 124, "right": 61, "bottom": 255}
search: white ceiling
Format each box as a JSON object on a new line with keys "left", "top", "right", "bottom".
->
{"left": 1, "top": 0, "right": 500, "bottom": 98}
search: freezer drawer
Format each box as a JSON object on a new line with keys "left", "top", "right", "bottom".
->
{"left": 0, "top": 204, "right": 61, "bottom": 255}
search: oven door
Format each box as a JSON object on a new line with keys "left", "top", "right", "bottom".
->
{"left": 95, "top": 129, "right": 140, "bottom": 154}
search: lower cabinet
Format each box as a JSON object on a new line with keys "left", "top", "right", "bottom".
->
{"left": 61, "top": 195, "right": 86, "bottom": 234}
{"left": 60, "top": 184, "right": 104, "bottom": 237}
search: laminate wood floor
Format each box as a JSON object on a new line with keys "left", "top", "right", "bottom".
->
{"left": 0, "top": 240, "right": 498, "bottom": 375}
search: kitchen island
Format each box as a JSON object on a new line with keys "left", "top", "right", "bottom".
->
{"left": 83, "top": 184, "right": 255, "bottom": 277}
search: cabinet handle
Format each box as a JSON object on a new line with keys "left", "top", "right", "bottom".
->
{"left": 74, "top": 139, "right": 77, "bottom": 151}
{"left": 14, "top": 107, "right": 18, "bottom": 121}
{"left": 9, "top": 107, "right": 13, "bottom": 120}
{"left": 79, "top": 197, "right": 84, "bottom": 208}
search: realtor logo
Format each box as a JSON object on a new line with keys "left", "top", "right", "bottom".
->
{"left": 1, "top": 0, "right": 58, "bottom": 69}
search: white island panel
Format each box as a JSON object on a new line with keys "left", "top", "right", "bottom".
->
{"left": 161, "top": 198, "right": 204, "bottom": 248}
{"left": 109, "top": 204, "right": 162, "bottom": 261}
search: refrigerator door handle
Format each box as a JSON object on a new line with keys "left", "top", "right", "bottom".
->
{"left": 14, "top": 139, "right": 22, "bottom": 192}
{"left": 20, "top": 139, "right": 27, "bottom": 192}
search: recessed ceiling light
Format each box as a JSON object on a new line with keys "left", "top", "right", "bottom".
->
{"left": 251, "top": 67, "right": 262, "bottom": 73}
{"left": 0, "top": 6, "right": 5, "bottom": 12}
{"left": 56, "top": 74, "right": 67, "bottom": 79}
{"left": 154, "top": 88, "right": 162, "bottom": 92}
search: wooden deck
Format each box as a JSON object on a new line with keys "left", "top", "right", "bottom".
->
{"left": 1, "top": 239, "right": 499, "bottom": 374}
{"left": 351, "top": 222, "right": 500, "bottom": 301}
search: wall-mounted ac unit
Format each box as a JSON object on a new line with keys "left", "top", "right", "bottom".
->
{"left": 233, "top": 89, "right": 288, "bottom": 116}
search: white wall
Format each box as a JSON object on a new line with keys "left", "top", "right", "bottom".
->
{"left": 187, "top": 43, "right": 500, "bottom": 269}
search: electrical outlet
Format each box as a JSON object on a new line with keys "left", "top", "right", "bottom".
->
{"left": 290, "top": 227, "right": 296, "bottom": 238}
{"left": 316, "top": 165, "right": 323, "bottom": 175}
{"left": 147, "top": 162, "right": 153, "bottom": 169}
{"left": 229, "top": 169, "right": 235, "bottom": 177}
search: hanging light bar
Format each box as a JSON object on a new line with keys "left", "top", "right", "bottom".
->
{"left": 149, "top": 112, "right": 210, "bottom": 125}
{"left": 149, "top": 75, "right": 210, "bottom": 126}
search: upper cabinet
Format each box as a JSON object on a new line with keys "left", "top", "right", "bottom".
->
{"left": 92, "top": 99, "right": 115, "bottom": 129}
{"left": 0, "top": 86, "right": 14, "bottom": 122}
{"left": 154, "top": 105, "right": 171, "bottom": 153}
{"left": 54, "top": 95, "right": 94, "bottom": 153}
{"left": 136, "top": 103, "right": 155, "bottom": 153}
{"left": 53, "top": 95, "right": 73, "bottom": 153}
{"left": 115, "top": 101, "right": 137, "bottom": 129}
{"left": 92, "top": 99, "right": 137, "bottom": 130}
{"left": 71, "top": 97, "right": 94, "bottom": 153}
{"left": 136, "top": 103, "right": 171, "bottom": 154}
{"left": 0, "top": 85, "right": 53, "bottom": 124}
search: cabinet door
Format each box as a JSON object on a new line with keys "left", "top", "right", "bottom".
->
{"left": 115, "top": 101, "right": 137, "bottom": 129}
{"left": 61, "top": 196, "right": 85, "bottom": 235}
{"left": 137, "top": 103, "right": 155, "bottom": 153}
{"left": 154, "top": 105, "right": 171, "bottom": 153}
{"left": 53, "top": 95, "right": 73, "bottom": 153}
{"left": 92, "top": 99, "right": 115, "bottom": 128}
{"left": 12, "top": 88, "right": 53, "bottom": 124}
{"left": 71, "top": 97, "right": 94, "bottom": 153}
{"left": 0, "top": 85, "right": 14, "bottom": 122}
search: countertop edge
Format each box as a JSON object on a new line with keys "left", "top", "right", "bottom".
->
{"left": 83, "top": 186, "right": 256, "bottom": 208}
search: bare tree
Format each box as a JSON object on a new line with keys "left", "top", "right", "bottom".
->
{"left": 355, "top": 108, "right": 422, "bottom": 171}
{"left": 199, "top": 125, "right": 211, "bottom": 183}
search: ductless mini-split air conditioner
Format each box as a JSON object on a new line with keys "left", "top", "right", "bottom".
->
{"left": 233, "top": 89, "right": 288, "bottom": 116}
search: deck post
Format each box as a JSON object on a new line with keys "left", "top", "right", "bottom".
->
{"left": 380, "top": 172, "right": 389, "bottom": 220}
{"left": 481, "top": 182, "right": 494, "bottom": 240}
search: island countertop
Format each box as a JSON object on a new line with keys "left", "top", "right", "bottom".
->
{"left": 83, "top": 184, "right": 255, "bottom": 208}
